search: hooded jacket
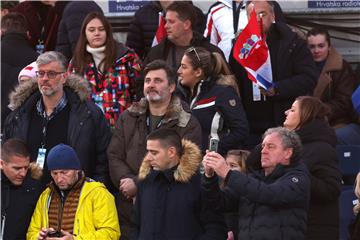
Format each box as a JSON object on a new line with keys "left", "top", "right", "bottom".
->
{"left": 313, "top": 47, "right": 358, "bottom": 127}
{"left": 107, "top": 95, "right": 201, "bottom": 237}
{"left": 131, "top": 139, "right": 227, "bottom": 240}
{"left": 296, "top": 119, "right": 342, "bottom": 240}
{"left": 3, "top": 74, "right": 112, "bottom": 186}
{"left": 27, "top": 179, "right": 120, "bottom": 240}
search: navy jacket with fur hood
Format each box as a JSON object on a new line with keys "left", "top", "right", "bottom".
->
{"left": 131, "top": 139, "right": 227, "bottom": 240}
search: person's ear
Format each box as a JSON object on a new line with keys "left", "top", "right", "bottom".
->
{"left": 26, "top": 31, "right": 31, "bottom": 40}
{"left": 183, "top": 19, "right": 192, "bottom": 31}
{"left": 285, "top": 148, "right": 293, "bottom": 163}
{"left": 169, "top": 83, "right": 176, "bottom": 93}
{"left": 167, "top": 146, "right": 177, "bottom": 158}
{"left": 0, "top": 159, "right": 5, "bottom": 169}
{"left": 194, "top": 68, "right": 203, "bottom": 79}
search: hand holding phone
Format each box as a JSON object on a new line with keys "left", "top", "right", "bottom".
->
{"left": 208, "top": 137, "right": 219, "bottom": 152}
{"left": 47, "top": 230, "right": 63, "bottom": 238}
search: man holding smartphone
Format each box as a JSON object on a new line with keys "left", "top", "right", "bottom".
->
{"left": 27, "top": 144, "right": 120, "bottom": 240}
{"left": 202, "top": 127, "right": 311, "bottom": 240}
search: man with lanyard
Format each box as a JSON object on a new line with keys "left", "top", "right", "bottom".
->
{"left": 3, "top": 51, "right": 112, "bottom": 189}
{"left": 107, "top": 59, "right": 201, "bottom": 239}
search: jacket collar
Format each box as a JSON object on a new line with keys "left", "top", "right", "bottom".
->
{"left": 138, "top": 139, "right": 202, "bottom": 183}
{"left": 322, "top": 46, "right": 343, "bottom": 72}
{"left": 8, "top": 74, "right": 90, "bottom": 111}
{"left": 128, "top": 95, "right": 192, "bottom": 128}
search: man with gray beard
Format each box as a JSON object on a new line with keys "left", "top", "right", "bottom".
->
{"left": 107, "top": 59, "right": 201, "bottom": 239}
{"left": 3, "top": 51, "right": 112, "bottom": 189}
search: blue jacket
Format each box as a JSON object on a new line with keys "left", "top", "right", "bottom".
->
{"left": 202, "top": 163, "right": 311, "bottom": 240}
{"left": 177, "top": 77, "right": 249, "bottom": 155}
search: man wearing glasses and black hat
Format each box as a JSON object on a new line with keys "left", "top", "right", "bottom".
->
{"left": 3, "top": 51, "right": 112, "bottom": 190}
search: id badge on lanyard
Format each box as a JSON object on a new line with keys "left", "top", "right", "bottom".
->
{"left": 36, "top": 147, "right": 46, "bottom": 169}
{"left": 252, "top": 82, "right": 262, "bottom": 101}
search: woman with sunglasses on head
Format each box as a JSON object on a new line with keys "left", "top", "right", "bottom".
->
{"left": 177, "top": 47, "right": 249, "bottom": 155}
{"left": 69, "top": 12, "right": 142, "bottom": 128}
{"left": 247, "top": 95, "right": 342, "bottom": 240}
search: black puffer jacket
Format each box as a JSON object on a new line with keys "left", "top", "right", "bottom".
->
{"left": 202, "top": 163, "right": 311, "bottom": 240}
{"left": 297, "top": 119, "right": 342, "bottom": 240}
{"left": 126, "top": 1, "right": 206, "bottom": 60}
{"left": 3, "top": 75, "right": 112, "bottom": 187}
{"left": 55, "top": 1, "right": 103, "bottom": 60}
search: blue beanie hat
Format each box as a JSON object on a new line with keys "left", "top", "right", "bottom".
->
{"left": 47, "top": 144, "right": 81, "bottom": 170}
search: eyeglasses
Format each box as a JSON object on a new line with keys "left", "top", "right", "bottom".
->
{"left": 186, "top": 47, "right": 201, "bottom": 63}
{"left": 35, "top": 71, "right": 64, "bottom": 79}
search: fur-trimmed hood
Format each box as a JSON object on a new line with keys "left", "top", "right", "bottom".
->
{"left": 8, "top": 74, "right": 91, "bottom": 111}
{"left": 138, "top": 139, "right": 202, "bottom": 183}
{"left": 128, "top": 95, "right": 192, "bottom": 128}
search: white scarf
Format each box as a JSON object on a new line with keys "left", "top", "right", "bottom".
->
{"left": 86, "top": 45, "right": 106, "bottom": 72}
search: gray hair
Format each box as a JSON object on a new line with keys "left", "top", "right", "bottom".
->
{"left": 263, "top": 127, "right": 302, "bottom": 163}
{"left": 36, "top": 51, "right": 68, "bottom": 71}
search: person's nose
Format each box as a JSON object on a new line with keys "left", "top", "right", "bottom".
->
{"left": 261, "top": 146, "right": 267, "bottom": 154}
{"left": 19, "top": 168, "right": 27, "bottom": 178}
{"left": 147, "top": 80, "right": 155, "bottom": 88}
{"left": 285, "top": 109, "right": 289, "bottom": 116}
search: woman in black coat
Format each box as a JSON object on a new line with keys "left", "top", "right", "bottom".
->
{"left": 247, "top": 96, "right": 342, "bottom": 240}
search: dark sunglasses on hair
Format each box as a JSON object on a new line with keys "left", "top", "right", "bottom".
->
{"left": 186, "top": 46, "right": 201, "bottom": 62}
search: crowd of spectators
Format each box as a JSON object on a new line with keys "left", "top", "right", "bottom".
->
{"left": 1, "top": 1, "right": 359, "bottom": 240}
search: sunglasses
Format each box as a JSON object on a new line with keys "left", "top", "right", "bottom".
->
{"left": 186, "top": 47, "right": 201, "bottom": 62}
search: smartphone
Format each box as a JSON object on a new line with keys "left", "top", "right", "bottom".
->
{"left": 47, "top": 231, "right": 63, "bottom": 238}
{"left": 208, "top": 138, "right": 219, "bottom": 152}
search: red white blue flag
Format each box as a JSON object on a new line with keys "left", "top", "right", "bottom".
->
{"left": 152, "top": 12, "right": 167, "bottom": 47}
{"left": 232, "top": 10, "right": 273, "bottom": 90}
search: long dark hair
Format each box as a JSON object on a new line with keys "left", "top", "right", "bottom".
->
{"left": 72, "top": 12, "right": 116, "bottom": 74}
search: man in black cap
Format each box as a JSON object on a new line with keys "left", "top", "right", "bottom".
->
{"left": 27, "top": 143, "right": 120, "bottom": 240}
